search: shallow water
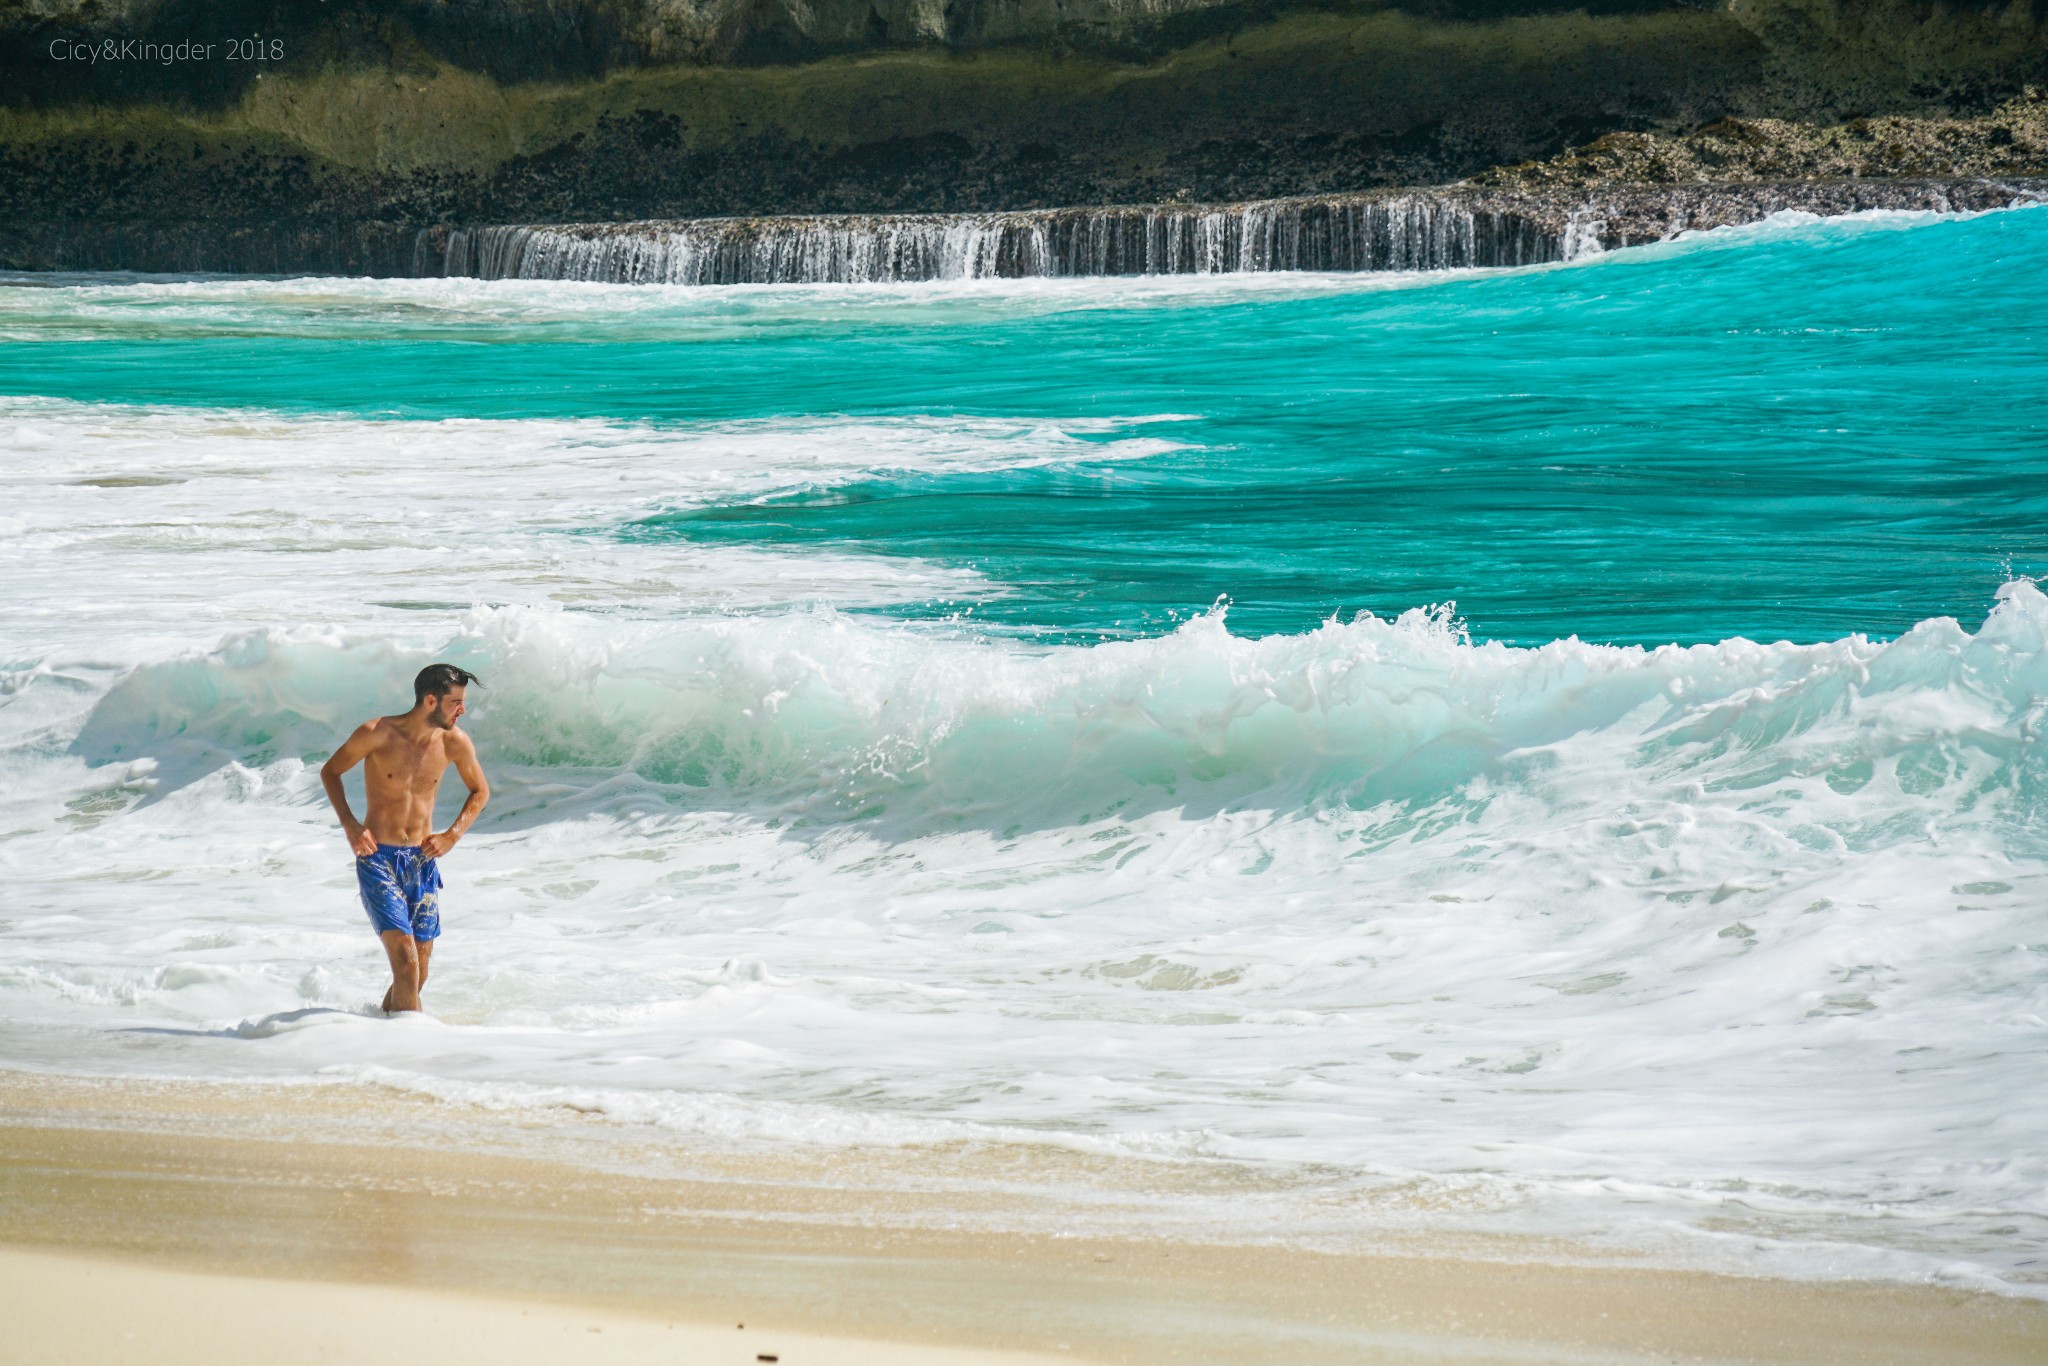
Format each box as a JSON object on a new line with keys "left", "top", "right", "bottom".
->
{"left": 1, "top": 208, "right": 2045, "bottom": 1292}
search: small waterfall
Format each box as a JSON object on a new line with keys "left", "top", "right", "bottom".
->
{"left": 416, "top": 178, "right": 2047, "bottom": 287}
{"left": 431, "top": 193, "right": 1565, "bottom": 285}
{"left": 1560, "top": 209, "right": 1610, "bottom": 262}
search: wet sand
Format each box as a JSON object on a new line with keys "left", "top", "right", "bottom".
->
{"left": 2, "top": 1069, "right": 2043, "bottom": 1365}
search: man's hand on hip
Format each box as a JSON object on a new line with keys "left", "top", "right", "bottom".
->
{"left": 420, "top": 830, "right": 458, "bottom": 860}
{"left": 346, "top": 822, "right": 378, "bottom": 858}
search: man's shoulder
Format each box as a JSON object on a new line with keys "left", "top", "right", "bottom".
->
{"left": 442, "top": 725, "right": 480, "bottom": 756}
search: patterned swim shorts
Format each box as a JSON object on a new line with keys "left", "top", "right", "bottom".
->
{"left": 355, "top": 844, "right": 443, "bottom": 941}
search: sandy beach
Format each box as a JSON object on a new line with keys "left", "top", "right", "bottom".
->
{"left": 1, "top": 1248, "right": 1071, "bottom": 1366}
{"left": 3, "top": 1069, "right": 2043, "bottom": 1366}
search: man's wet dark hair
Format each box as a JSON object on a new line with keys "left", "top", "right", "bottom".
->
{"left": 414, "top": 663, "right": 480, "bottom": 704}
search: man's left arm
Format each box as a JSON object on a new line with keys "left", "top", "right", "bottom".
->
{"left": 422, "top": 733, "right": 490, "bottom": 860}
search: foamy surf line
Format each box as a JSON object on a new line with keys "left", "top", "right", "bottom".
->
{"left": 1, "top": 1063, "right": 2040, "bottom": 1301}
{"left": 0, "top": 261, "right": 1516, "bottom": 350}
{"left": 9, "top": 1082, "right": 2043, "bottom": 1366}
{"left": 0, "top": 395, "right": 1199, "bottom": 650}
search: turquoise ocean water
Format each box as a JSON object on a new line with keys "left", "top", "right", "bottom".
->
{"left": 5, "top": 206, "right": 2043, "bottom": 643}
{"left": 1, "top": 206, "right": 2044, "bottom": 1289}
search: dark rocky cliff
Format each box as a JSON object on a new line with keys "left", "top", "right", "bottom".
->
{"left": 1, "top": 0, "right": 2043, "bottom": 272}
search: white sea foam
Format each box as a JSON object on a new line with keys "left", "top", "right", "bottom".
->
{"left": 0, "top": 395, "right": 1188, "bottom": 665}
{"left": 1, "top": 347, "right": 2044, "bottom": 1291}
{"left": 6, "top": 581, "right": 2046, "bottom": 1290}
{"left": 0, "top": 267, "right": 1462, "bottom": 343}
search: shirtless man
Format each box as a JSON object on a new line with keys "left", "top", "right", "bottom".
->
{"left": 320, "top": 664, "right": 490, "bottom": 1015}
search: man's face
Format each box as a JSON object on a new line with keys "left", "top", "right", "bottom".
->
{"left": 425, "top": 686, "right": 467, "bottom": 729}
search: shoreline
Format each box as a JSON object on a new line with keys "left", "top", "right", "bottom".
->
{"left": 4, "top": 1069, "right": 2043, "bottom": 1364}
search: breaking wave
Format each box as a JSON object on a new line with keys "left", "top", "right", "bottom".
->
{"left": 67, "top": 580, "right": 2048, "bottom": 841}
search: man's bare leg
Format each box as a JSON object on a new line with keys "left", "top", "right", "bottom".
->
{"left": 378, "top": 930, "right": 422, "bottom": 1014}
{"left": 415, "top": 937, "right": 434, "bottom": 1000}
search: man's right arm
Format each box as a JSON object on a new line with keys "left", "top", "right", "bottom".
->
{"left": 320, "top": 724, "right": 381, "bottom": 857}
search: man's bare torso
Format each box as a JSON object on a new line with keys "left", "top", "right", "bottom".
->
{"left": 354, "top": 715, "right": 463, "bottom": 846}
{"left": 322, "top": 678, "right": 487, "bottom": 864}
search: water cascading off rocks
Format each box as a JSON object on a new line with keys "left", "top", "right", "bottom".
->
{"left": 421, "top": 180, "right": 2044, "bottom": 284}
{"left": 428, "top": 194, "right": 1558, "bottom": 283}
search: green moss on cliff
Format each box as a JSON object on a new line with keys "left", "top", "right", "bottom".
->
{"left": 1, "top": 8, "right": 1758, "bottom": 166}
{"left": 0, "top": 0, "right": 2041, "bottom": 269}
{"left": 0, "top": 6, "right": 1772, "bottom": 213}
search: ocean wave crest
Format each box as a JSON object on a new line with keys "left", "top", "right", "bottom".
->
{"left": 59, "top": 580, "right": 2048, "bottom": 839}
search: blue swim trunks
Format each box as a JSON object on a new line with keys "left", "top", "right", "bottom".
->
{"left": 356, "top": 844, "right": 443, "bottom": 941}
